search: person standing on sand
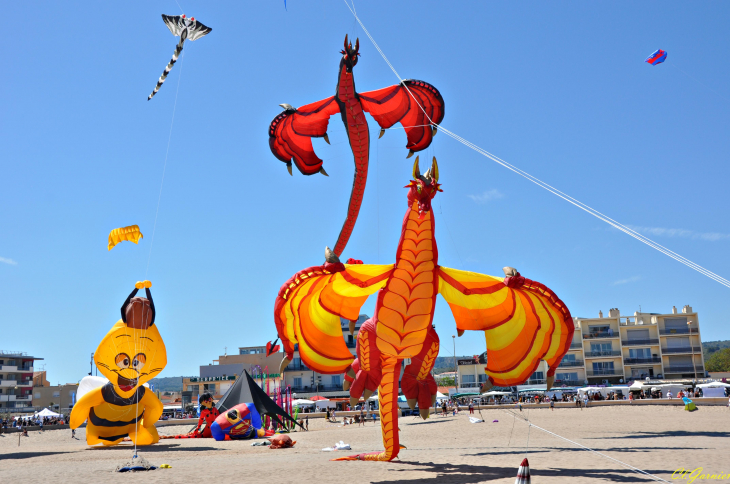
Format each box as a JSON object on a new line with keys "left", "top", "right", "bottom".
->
{"left": 550, "top": 399, "right": 554, "bottom": 411}
{"left": 305, "top": 416, "right": 309, "bottom": 431}
{"left": 360, "top": 408, "right": 365, "bottom": 426}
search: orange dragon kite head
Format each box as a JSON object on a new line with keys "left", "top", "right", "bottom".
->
{"left": 406, "top": 156, "right": 442, "bottom": 218}
{"left": 340, "top": 34, "right": 360, "bottom": 72}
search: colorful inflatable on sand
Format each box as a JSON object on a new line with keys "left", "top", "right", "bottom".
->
{"left": 70, "top": 281, "right": 167, "bottom": 446}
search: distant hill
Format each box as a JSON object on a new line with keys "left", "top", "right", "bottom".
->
{"left": 703, "top": 340, "right": 730, "bottom": 358}
{"left": 149, "top": 376, "right": 183, "bottom": 392}
{"left": 433, "top": 356, "right": 470, "bottom": 374}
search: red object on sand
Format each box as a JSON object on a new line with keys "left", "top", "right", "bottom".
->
{"left": 515, "top": 458, "right": 531, "bottom": 484}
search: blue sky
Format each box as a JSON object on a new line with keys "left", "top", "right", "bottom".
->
{"left": 1, "top": 1, "right": 728, "bottom": 385}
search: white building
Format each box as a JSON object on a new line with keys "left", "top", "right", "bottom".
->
{"left": 0, "top": 350, "right": 42, "bottom": 412}
{"left": 456, "top": 305, "right": 706, "bottom": 392}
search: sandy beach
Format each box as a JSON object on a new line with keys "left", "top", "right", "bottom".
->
{"left": 2, "top": 405, "right": 729, "bottom": 483}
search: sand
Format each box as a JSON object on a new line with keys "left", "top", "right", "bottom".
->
{"left": 2, "top": 405, "right": 729, "bottom": 483}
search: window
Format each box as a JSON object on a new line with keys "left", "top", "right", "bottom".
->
{"left": 331, "top": 375, "right": 341, "bottom": 386}
{"left": 627, "top": 329, "right": 650, "bottom": 340}
{"left": 588, "top": 325, "right": 610, "bottom": 336}
{"left": 590, "top": 343, "right": 612, "bottom": 353}
{"left": 478, "top": 374, "right": 488, "bottom": 383}
{"left": 462, "top": 374, "right": 476, "bottom": 383}
{"left": 666, "top": 337, "right": 690, "bottom": 348}
{"left": 629, "top": 348, "right": 651, "bottom": 358}
{"left": 53, "top": 391, "right": 60, "bottom": 398}
{"left": 188, "top": 385, "right": 199, "bottom": 394}
{"left": 293, "top": 377, "right": 302, "bottom": 388}
{"left": 530, "top": 371, "right": 544, "bottom": 381}
{"left": 556, "top": 372, "right": 578, "bottom": 381}
{"left": 664, "top": 317, "right": 688, "bottom": 331}
{"left": 34, "top": 392, "right": 41, "bottom": 398}
{"left": 563, "top": 353, "right": 576, "bottom": 362}
{"left": 592, "top": 362, "right": 614, "bottom": 374}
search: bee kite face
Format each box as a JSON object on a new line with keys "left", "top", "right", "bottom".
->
{"left": 94, "top": 320, "right": 167, "bottom": 395}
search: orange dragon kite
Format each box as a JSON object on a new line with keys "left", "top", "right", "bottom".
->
{"left": 273, "top": 157, "right": 574, "bottom": 461}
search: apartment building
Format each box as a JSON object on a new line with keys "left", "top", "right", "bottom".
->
{"left": 183, "top": 345, "right": 284, "bottom": 405}
{"left": 181, "top": 315, "right": 370, "bottom": 405}
{"left": 456, "top": 305, "right": 705, "bottom": 392}
{"left": 0, "top": 350, "right": 43, "bottom": 412}
{"left": 551, "top": 305, "right": 705, "bottom": 387}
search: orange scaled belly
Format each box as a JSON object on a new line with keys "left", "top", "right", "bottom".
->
{"left": 376, "top": 205, "right": 436, "bottom": 358}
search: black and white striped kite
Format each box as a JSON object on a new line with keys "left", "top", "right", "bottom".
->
{"left": 148, "top": 14, "right": 211, "bottom": 101}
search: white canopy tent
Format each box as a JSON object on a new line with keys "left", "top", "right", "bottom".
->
{"left": 482, "top": 391, "right": 512, "bottom": 397}
{"left": 578, "top": 386, "right": 629, "bottom": 398}
{"left": 292, "top": 399, "right": 315, "bottom": 406}
{"left": 435, "top": 391, "right": 449, "bottom": 401}
{"left": 314, "top": 399, "right": 335, "bottom": 409}
{"left": 35, "top": 408, "right": 62, "bottom": 418}
{"left": 697, "top": 382, "right": 729, "bottom": 398}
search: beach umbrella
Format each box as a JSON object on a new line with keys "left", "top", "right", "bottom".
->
{"left": 515, "top": 458, "right": 531, "bottom": 483}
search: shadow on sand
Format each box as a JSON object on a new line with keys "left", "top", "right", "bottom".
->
{"left": 372, "top": 461, "right": 667, "bottom": 483}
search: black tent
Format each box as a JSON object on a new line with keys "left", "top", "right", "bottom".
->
{"left": 217, "top": 370, "right": 302, "bottom": 429}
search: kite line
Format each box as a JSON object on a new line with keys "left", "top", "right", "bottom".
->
{"left": 145, "top": 51, "right": 185, "bottom": 278}
{"left": 502, "top": 409, "right": 671, "bottom": 482}
{"left": 342, "top": 0, "right": 730, "bottom": 289}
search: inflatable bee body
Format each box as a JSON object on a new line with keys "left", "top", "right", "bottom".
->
{"left": 70, "top": 283, "right": 167, "bottom": 446}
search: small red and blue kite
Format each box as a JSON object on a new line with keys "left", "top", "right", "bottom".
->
{"left": 646, "top": 49, "right": 667, "bottom": 66}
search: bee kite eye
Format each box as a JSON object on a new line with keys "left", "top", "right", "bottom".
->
{"left": 115, "top": 353, "right": 131, "bottom": 369}
{"left": 132, "top": 353, "right": 147, "bottom": 370}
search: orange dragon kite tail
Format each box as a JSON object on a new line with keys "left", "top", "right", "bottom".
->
{"left": 334, "top": 355, "right": 402, "bottom": 462}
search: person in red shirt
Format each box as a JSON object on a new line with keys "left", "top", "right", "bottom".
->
{"left": 193, "top": 393, "right": 220, "bottom": 438}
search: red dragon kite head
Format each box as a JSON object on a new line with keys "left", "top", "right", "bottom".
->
{"left": 340, "top": 34, "right": 360, "bottom": 72}
{"left": 406, "top": 156, "right": 442, "bottom": 218}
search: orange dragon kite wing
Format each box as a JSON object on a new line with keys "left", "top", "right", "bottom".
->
{"left": 360, "top": 80, "right": 445, "bottom": 153}
{"left": 437, "top": 267, "right": 574, "bottom": 387}
{"left": 268, "top": 96, "right": 341, "bottom": 175}
{"left": 274, "top": 262, "right": 394, "bottom": 374}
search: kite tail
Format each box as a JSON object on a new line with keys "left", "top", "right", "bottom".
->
{"left": 333, "top": 356, "right": 402, "bottom": 462}
{"left": 148, "top": 35, "right": 185, "bottom": 101}
{"left": 332, "top": 126, "right": 369, "bottom": 258}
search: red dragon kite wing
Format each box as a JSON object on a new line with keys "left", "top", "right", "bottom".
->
{"left": 268, "top": 97, "right": 341, "bottom": 175}
{"left": 360, "top": 80, "right": 445, "bottom": 153}
{"left": 437, "top": 267, "right": 574, "bottom": 387}
{"left": 274, "top": 262, "right": 394, "bottom": 374}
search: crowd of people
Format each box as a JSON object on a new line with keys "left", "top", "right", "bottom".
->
{"left": 1, "top": 415, "right": 67, "bottom": 432}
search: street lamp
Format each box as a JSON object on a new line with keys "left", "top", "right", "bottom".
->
{"left": 452, "top": 335, "right": 457, "bottom": 390}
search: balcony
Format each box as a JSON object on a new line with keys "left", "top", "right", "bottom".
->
{"left": 569, "top": 343, "right": 583, "bottom": 350}
{"left": 659, "top": 328, "right": 698, "bottom": 336}
{"left": 586, "top": 369, "right": 623, "bottom": 377}
{"left": 553, "top": 379, "right": 584, "bottom": 386}
{"left": 524, "top": 378, "right": 546, "bottom": 385}
{"left": 661, "top": 346, "right": 701, "bottom": 354}
{"left": 623, "top": 357, "right": 661, "bottom": 365}
{"left": 0, "top": 366, "right": 18, "bottom": 372}
{"left": 0, "top": 379, "right": 18, "bottom": 387}
{"left": 665, "top": 365, "right": 704, "bottom": 374}
{"left": 621, "top": 339, "right": 659, "bottom": 346}
{"left": 585, "top": 351, "right": 621, "bottom": 358}
{"left": 558, "top": 360, "right": 584, "bottom": 367}
{"left": 283, "top": 363, "right": 311, "bottom": 372}
{"left": 290, "top": 384, "right": 343, "bottom": 393}
{"left": 583, "top": 331, "right": 619, "bottom": 340}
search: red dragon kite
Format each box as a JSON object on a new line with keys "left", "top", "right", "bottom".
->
{"left": 273, "top": 158, "right": 574, "bottom": 461}
{"left": 268, "top": 35, "right": 445, "bottom": 258}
